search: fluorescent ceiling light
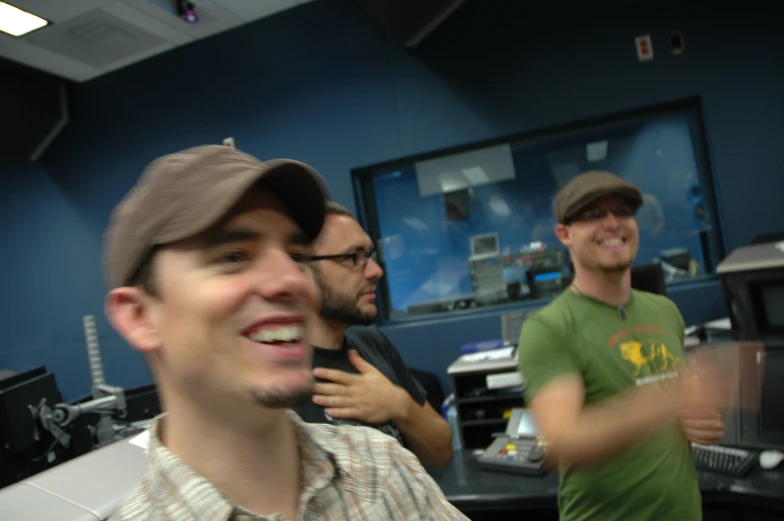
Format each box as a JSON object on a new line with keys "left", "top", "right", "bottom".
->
{"left": 461, "top": 166, "right": 489, "bottom": 185}
{"left": 586, "top": 141, "right": 608, "bottom": 162}
{"left": 0, "top": 2, "right": 48, "bottom": 37}
{"left": 438, "top": 171, "right": 469, "bottom": 193}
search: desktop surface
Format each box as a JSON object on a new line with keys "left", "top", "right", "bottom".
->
{"left": 27, "top": 437, "right": 147, "bottom": 519}
{"left": 434, "top": 449, "right": 784, "bottom": 514}
{"left": 0, "top": 434, "right": 147, "bottom": 520}
{"left": 0, "top": 482, "right": 99, "bottom": 521}
{"left": 432, "top": 450, "right": 559, "bottom": 510}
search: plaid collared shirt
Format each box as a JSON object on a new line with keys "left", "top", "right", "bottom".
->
{"left": 109, "top": 411, "right": 468, "bottom": 521}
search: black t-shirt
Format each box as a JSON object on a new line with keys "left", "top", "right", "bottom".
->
{"left": 295, "top": 326, "right": 427, "bottom": 448}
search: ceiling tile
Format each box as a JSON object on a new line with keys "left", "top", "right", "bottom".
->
{"left": 215, "top": 0, "right": 297, "bottom": 22}
{"left": 103, "top": 1, "right": 193, "bottom": 45}
{"left": 9, "top": 0, "right": 116, "bottom": 23}
{"left": 126, "top": 0, "right": 244, "bottom": 40}
{"left": 24, "top": 9, "right": 168, "bottom": 68}
{"left": 3, "top": 0, "right": 321, "bottom": 81}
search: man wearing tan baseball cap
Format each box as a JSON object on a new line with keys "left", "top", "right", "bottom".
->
{"left": 517, "top": 171, "right": 729, "bottom": 521}
{"left": 103, "top": 145, "right": 469, "bottom": 521}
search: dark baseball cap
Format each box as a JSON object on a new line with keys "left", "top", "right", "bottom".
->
{"left": 103, "top": 145, "right": 329, "bottom": 289}
{"left": 554, "top": 170, "right": 643, "bottom": 224}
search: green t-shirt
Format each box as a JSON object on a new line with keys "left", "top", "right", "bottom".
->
{"left": 518, "top": 289, "right": 700, "bottom": 521}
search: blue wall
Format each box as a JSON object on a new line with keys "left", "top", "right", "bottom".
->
{"left": 0, "top": 156, "right": 152, "bottom": 399}
{"left": 2, "top": 0, "right": 782, "bottom": 398}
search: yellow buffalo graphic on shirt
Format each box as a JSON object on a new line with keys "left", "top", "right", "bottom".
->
{"left": 619, "top": 341, "right": 681, "bottom": 377}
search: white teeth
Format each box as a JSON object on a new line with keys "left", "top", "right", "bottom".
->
{"left": 249, "top": 325, "right": 303, "bottom": 344}
{"left": 600, "top": 238, "right": 623, "bottom": 247}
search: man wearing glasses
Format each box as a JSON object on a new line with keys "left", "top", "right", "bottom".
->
{"left": 295, "top": 202, "right": 454, "bottom": 468}
{"left": 517, "top": 171, "right": 729, "bottom": 521}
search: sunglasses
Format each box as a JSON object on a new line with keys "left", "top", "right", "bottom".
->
{"left": 568, "top": 206, "right": 635, "bottom": 224}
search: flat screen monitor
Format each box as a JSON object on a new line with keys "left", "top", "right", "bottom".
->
{"left": 470, "top": 232, "right": 500, "bottom": 258}
{"left": 738, "top": 343, "right": 784, "bottom": 451}
{"left": 759, "top": 350, "right": 784, "bottom": 437}
{"left": 0, "top": 366, "right": 46, "bottom": 392}
{"left": 722, "top": 267, "right": 784, "bottom": 342}
{"left": 123, "top": 384, "right": 161, "bottom": 423}
{"left": 501, "top": 310, "right": 536, "bottom": 347}
{"left": 525, "top": 268, "right": 568, "bottom": 299}
{"left": 504, "top": 408, "right": 540, "bottom": 439}
{"left": 0, "top": 369, "right": 63, "bottom": 488}
{"left": 631, "top": 263, "right": 667, "bottom": 296}
{"left": 750, "top": 281, "right": 784, "bottom": 336}
{"left": 445, "top": 188, "right": 471, "bottom": 222}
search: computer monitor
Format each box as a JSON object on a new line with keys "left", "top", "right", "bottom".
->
{"left": 525, "top": 267, "right": 569, "bottom": 299}
{"left": 737, "top": 343, "right": 784, "bottom": 451}
{"left": 501, "top": 310, "right": 537, "bottom": 348}
{"left": 726, "top": 273, "right": 784, "bottom": 342}
{"left": 445, "top": 188, "right": 471, "bottom": 222}
{"left": 717, "top": 241, "right": 784, "bottom": 343}
{"left": 0, "top": 368, "right": 97, "bottom": 490}
{"left": 470, "top": 232, "right": 500, "bottom": 258}
{"left": 631, "top": 263, "right": 667, "bottom": 296}
{"left": 0, "top": 367, "right": 63, "bottom": 488}
{"left": 122, "top": 384, "right": 161, "bottom": 424}
{"left": 503, "top": 408, "right": 540, "bottom": 439}
{"left": 0, "top": 366, "right": 46, "bottom": 389}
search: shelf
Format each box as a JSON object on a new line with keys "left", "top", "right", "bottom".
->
{"left": 457, "top": 391, "right": 524, "bottom": 404}
{"left": 462, "top": 418, "right": 508, "bottom": 427}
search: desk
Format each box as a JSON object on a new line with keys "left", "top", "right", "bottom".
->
{"left": 434, "top": 451, "right": 784, "bottom": 521}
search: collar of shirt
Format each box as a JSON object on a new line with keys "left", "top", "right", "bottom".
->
{"left": 140, "top": 411, "right": 380, "bottom": 521}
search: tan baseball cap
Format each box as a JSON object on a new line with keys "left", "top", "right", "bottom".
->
{"left": 554, "top": 170, "right": 643, "bottom": 224}
{"left": 103, "top": 145, "right": 329, "bottom": 289}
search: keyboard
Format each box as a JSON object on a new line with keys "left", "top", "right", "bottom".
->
{"left": 692, "top": 443, "right": 756, "bottom": 477}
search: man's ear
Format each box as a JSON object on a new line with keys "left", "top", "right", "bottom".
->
{"left": 105, "top": 287, "right": 161, "bottom": 354}
{"left": 555, "top": 223, "right": 572, "bottom": 248}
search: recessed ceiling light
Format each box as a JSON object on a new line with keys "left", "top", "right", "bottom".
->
{"left": 0, "top": 2, "right": 49, "bottom": 37}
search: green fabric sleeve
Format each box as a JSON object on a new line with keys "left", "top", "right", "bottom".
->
{"left": 518, "top": 313, "right": 581, "bottom": 404}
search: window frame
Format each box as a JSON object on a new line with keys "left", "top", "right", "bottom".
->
{"left": 352, "top": 97, "right": 725, "bottom": 325}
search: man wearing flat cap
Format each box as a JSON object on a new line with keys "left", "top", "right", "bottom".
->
{"left": 517, "top": 171, "right": 727, "bottom": 521}
{"left": 103, "top": 145, "right": 468, "bottom": 521}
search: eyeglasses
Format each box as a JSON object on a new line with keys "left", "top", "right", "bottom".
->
{"left": 307, "top": 246, "right": 377, "bottom": 268}
{"left": 569, "top": 206, "right": 635, "bottom": 224}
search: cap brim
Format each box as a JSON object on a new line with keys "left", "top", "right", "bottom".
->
{"left": 564, "top": 186, "right": 643, "bottom": 223}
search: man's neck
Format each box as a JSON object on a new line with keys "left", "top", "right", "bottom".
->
{"left": 571, "top": 268, "right": 631, "bottom": 306}
{"left": 161, "top": 397, "right": 302, "bottom": 518}
{"left": 308, "top": 316, "right": 347, "bottom": 350}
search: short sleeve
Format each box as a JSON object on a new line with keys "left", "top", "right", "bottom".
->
{"left": 518, "top": 313, "right": 581, "bottom": 404}
{"left": 375, "top": 330, "right": 428, "bottom": 405}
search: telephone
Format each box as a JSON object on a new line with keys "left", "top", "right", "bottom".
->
{"left": 477, "top": 408, "right": 550, "bottom": 476}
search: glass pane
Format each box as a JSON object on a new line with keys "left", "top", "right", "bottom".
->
{"left": 361, "top": 106, "right": 719, "bottom": 321}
